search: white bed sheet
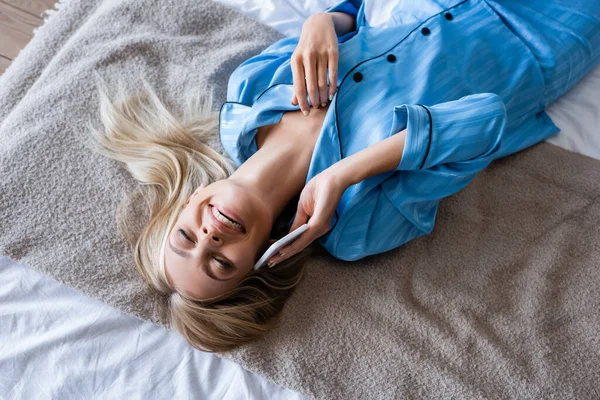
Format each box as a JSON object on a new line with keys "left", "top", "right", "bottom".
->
{"left": 0, "top": 256, "right": 306, "bottom": 400}
{"left": 1, "top": 1, "right": 598, "bottom": 399}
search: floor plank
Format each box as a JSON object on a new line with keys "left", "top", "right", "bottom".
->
{"left": 2, "top": 0, "right": 56, "bottom": 18}
{"left": 0, "top": 55, "right": 11, "bottom": 75}
{"left": 0, "top": 1, "right": 42, "bottom": 59}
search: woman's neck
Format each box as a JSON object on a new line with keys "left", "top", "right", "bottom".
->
{"left": 227, "top": 105, "right": 329, "bottom": 219}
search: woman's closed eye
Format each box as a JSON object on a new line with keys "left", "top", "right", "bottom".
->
{"left": 179, "top": 228, "right": 194, "bottom": 243}
{"left": 214, "top": 258, "right": 233, "bottom": 270}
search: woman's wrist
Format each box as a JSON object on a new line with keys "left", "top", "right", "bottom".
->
{"left": 328, "top": 129, "right": 408, "bottom": 186}
{"left": 311, "top": 11, "right": 356, "bottom": 37}
{"left": 328, "top": 156, "right": 363, "bottom": 188}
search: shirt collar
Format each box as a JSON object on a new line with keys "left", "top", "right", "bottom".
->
{"left": 219, "top": 83, "right": 343, "bottom": 180}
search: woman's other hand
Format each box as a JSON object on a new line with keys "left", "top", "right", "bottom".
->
{"left": 267, "top": 169, "right": 349, "bottom": 267}
{"left": 291, "top": 13, "right": 339, "bottom": 116}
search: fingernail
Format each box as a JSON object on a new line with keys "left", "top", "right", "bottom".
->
{"left": 329, "top": 95, "right": 333, "bottom": 101}
{"left": 303, "top": 110, "right": 309, "bottom": 116}
{"left": 321, "top": 103, "right": 326, "bottom": 107}
{"left": 267, "top": 261, "right": 278, "bottom": 268}
{"left": 278, "top": 252, "right": 285, "bottom": 257}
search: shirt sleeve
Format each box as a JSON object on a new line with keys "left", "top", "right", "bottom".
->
{"left": 375, "top": 93, "right": 507, "bottom": 238}
{"left": 323, "top": 0, "right": 362, "bottom": 18}
{"left": 225, "top": 39, "right": 299, "bottom": 105}
{"left": 391, "top": 92, "right": 507, "bottom": 172}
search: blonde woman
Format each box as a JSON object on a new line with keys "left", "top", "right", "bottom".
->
{"left": 91, "top": 0, "right": 600, "bottom": 352}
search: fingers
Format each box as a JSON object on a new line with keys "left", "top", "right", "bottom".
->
{"left": 267, "top": 228, "right": 314, "bottom": 267}
{"left": 268, "top": 214, "right": 332, "bottom": 267}
{"left": 304, "top": 54, "right": 319, "bottom": 111}
{"left": 267, "top": 207, "right": 309, "bottom": 267}
{"left": 317, "top": 56, "right": 328, "bottom": 107}
{"left": 291, "top": 53, "right": 310, "bottom": 114}
{"left": 288, "top": 206, "right": 309, "bottom": 234}
{"left": 328, "top": 49, "right": 338, "bottom": 101}
{"left": 268, "top": 217, "right": 330, "bottom": 267}
{"left": 291, "top": 48, "right": 338, "bottom": 115}
{"left": 274, "top": 230, "right": 312, "bottom": 261}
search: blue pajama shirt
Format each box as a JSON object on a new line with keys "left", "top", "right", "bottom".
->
{"left": 219, "top": 0, "right": 600, "bottom": 261}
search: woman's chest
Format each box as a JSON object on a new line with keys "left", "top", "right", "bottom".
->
{"left": 255, "top": 104, "right": 330, "bottom": 150}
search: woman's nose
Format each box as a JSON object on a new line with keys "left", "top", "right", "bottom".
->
{"left": 200, "top": 225, "right": 223, "bottom": 245}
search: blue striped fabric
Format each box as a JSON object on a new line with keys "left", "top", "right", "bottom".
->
{"left": 219, "top": 0, "right": 600, "bottom": 261}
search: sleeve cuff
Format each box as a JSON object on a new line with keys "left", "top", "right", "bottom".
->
{"left": 393, "top": 104, "right": 432, "bottom": 171}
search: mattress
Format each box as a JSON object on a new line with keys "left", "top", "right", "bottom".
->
{"left": 1, "top": 1, "right": 598, "bottom": 399}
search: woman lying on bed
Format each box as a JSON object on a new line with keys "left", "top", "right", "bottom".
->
{"left": 91, "top": 0, "right": 600, "bottom": 352}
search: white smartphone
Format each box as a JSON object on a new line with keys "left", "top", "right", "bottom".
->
{"left": 253, "top": 223, "right": 309, "bottom": 270}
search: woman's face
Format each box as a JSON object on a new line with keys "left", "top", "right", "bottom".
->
{"left": 164, "top": 180, "right": 274, "bottom": 299}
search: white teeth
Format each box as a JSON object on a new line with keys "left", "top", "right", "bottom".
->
{"left": 212, "top": 206, "right": 243, "bottom": 231}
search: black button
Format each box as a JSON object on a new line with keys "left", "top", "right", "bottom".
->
{"left": 421, "top": 27, "right": 431, "bottom": 36}
{"left": 387, "top": 54, "right": 396, "bottom": 63}
{"left": 445, "top": 13, "right": 453, "bottom": 20}
{"left": 353, "top": 72, "right": 363, "bottom": 82}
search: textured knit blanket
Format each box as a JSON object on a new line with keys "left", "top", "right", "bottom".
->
{"left": 1, "top": 0, "right": 599, "bottom": 398}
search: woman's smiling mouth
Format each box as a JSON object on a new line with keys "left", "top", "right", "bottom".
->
{"left": 209, "top": 205, "right": 246, "bottom": 234}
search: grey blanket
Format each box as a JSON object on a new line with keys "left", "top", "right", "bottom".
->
{"left": 1, "top": 0, "right": 599, "bottom": 398}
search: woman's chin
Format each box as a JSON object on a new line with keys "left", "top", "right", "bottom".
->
{"left": 213, "top": 178, "right": 274, "bottom": 240}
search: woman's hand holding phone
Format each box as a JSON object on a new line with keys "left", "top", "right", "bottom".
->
{"left": 266, "top": 169, "right": 350, "bottom": 267}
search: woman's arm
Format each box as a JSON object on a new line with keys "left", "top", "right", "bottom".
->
{"left": 265, "top": 129, "right": 406, "bottom": 267}
{"left": 332, "top": 93, "right": 507, "bottom": 186}
{"left": 329, "top": 129, "right": 408, "bottom": 187}
{"left": 266, "top": 94, "right": 507, "bottom": 266}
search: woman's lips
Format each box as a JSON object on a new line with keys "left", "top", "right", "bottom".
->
{"left": 212, "top": 204, "right": 246, "bottom": 232}
{"left": 208, "top": 205, "right": 246, "bottom": 235}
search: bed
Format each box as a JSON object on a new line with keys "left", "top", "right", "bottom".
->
{"left": 1, "top": 0, "right": 599, "bottom": 399}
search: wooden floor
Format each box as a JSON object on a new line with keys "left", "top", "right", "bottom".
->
{"left": 0, "top": 0, "right": 56, "bottom": 76}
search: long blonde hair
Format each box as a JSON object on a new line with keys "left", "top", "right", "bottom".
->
{"left": 87, "top": 76, "right": 311, "bottom": 352}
